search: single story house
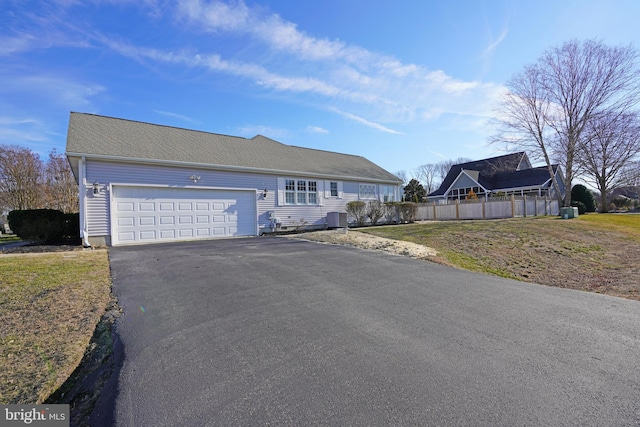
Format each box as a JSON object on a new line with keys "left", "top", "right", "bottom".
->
{"left": 426, "top": 152, "right": 565, "bottom": 202}
{"left": 65, "top": 113, "right": 403, "bottom": 246}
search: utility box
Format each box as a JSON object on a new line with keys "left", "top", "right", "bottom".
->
{"left": 560, "top": 207, "right": 579, "bottom": 219}
{"left": 327, "top": 212, "right": 347, "bottom": 228}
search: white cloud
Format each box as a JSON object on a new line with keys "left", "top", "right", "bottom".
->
{"left": 0, "top": 70, "right": 105, "bottom": 112}
{"left": 101, "top": 1, "right": 506, "bottom": 134}
{"left": 152, "top": 110, "right": 200, "bottom": 124}
{"left": 331, "top": 108, "right": 404, "bottom": 135}
{"left": 307, "top": 125, "right": 329, "bottom": 134}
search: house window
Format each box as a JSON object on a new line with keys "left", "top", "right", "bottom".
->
{"left": 284, "top": 178, "right": 318, "bottom": 205}
{"left": 359, "top": 184, "right": 376, "bottom": 199}
{"left": 285, "top": 179, "right": 296, "bottom": 204}
{"left": 330, "top": 182, "right": 338, "bottom": 197}
{"left": 381, "top": 185, "right": 397, "bottom": 202}
{"left": 308, "top": 181, "right": 317, "bottom": 204}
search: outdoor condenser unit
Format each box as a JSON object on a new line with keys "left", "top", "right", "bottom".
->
{"left": 327, "top": 212, "right": 347, "bottom": 228}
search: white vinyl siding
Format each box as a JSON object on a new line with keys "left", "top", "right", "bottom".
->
{"left": 83, "top": 160, "right": 401, "bottom": 242}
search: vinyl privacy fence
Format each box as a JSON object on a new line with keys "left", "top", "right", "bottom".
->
{"left": 417, "top": 196, "right": 560, "bottom": 221}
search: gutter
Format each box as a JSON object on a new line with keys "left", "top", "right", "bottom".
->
{"left": 78, "top": 157, "right": 91, "bottom": 248}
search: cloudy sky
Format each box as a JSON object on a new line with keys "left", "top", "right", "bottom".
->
{"left": 2, "top": 0, "right": 639, "bottom": 177}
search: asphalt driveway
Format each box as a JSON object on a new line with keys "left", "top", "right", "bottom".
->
{"left": 94, "top": 237, "right": 639, "bottom": 426}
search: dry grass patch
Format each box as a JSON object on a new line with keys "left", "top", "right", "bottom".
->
{"left": 294, "top": 214, "right": 640, "bottom": 301}
{"left": 360, "top": 215, "right": 640, "bottom": 301}
{"left": 0, "top": 250, "right": 111, "bottom": 404}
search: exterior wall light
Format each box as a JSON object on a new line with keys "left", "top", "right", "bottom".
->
{"left": 262, "top": 188, "right": 268, "bottom": 198}
{"left": 92, "top": 181, "right": 100, "bottom": 195}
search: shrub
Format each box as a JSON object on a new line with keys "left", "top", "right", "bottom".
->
{"left": 367, "top": 200, "right": 384, "bottom": 225}
{"left": 345, "top": 201, "right": 367, "bottom": 226}
{"left": 8, "top": 209, "right": 66, "bottom": 243}
{"left": 383, "top": 202, "right": 398, "bottom": 224}
{"left": 397, "top": 202, "right": 417, "bottom": 223}
{"left": 63, "top": 213, "right": 80, "bottom": 238}
{"left": 571, "top": 200, "right": 587, "bottom": 215}
{"left": 571, "top": 184, "right": 596, "bottom": 212}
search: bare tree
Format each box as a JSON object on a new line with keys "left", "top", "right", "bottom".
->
{"left": 578, "top": 112, "right": 640, "bottom": 211}
{"left": 0, "top": 145, "right": 45, "bottom": 211}
{"left": 493, "top": 39, "right": 640, "bottom": 206}
{"left": 414, "top": 163, "right": 439, "bottom": 194}
{"left": 492, "top": 65, "right": 563, "bottom": 204}
{"left": 435, "top": 158, "right": 473, "bottom": 184}
{"left": 394, "top": 170, "right": 408, "bottom": 185}
{"left": 45, "top": 149, "right": 79, "bottom": 213}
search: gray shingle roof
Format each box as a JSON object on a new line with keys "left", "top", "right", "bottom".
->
{"left": 65, "top": 112, "right": 402, "bottom": 183}
{"left": 428, "top": 152, "right": 560, "bottom": 197}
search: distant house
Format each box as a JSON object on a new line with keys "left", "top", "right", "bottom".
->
{"left": 65, "top": 113, "right": 403, "bottom": 246}
{"left": 426, "top": 152, "right": 565, "bottom": 202}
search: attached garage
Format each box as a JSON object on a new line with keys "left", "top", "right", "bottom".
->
{"left": 66, "top": 113, "right": 403, "bottom": 247}
{"left": 111, "top": 186, "right": 257, "bottom": 245}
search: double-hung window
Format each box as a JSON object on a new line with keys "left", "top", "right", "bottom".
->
{"left": 284, "top": 178, "right": 318, "bottom": 205}
{"left": 381, "top": 185, "right": 397, "bottom": 202}
{"left": 330, "top": 182, "right": 338, "bottom": 197}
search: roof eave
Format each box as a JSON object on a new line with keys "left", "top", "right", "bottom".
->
{"left": 65, "top": 152, "right": 403, "bottom": 184}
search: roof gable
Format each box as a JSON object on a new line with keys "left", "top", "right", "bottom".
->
{"left": 65, "top": 113, "right": 402, "bottom": 183}
{"left": 428, "top": 152, "right": 528, "bottom": 197}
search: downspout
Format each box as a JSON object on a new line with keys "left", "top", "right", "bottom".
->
{"left": 78, "top": 157, "right": 91, "bottom": 248}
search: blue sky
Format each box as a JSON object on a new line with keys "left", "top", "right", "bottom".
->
{"left": 2, "top": 0, "right": 639, "bottom": 178}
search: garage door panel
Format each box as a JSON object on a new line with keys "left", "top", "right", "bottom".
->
{"left": 113, "top": 186, "right": 255, "bottom": 245}
{"left": 179, "top": 229, "right": 194, "bottom": 238}
{"left": 118, "top": 217, "right": 134, "bottom": 226}
{"left": 160, "top": 216, "right": 174, "bottom": 225}
{"left": 160, "top": 230, "right": 175, "bottom": 239}
{"left": 118, "top": 202, "right": 134, "bottom": 212}
{"left": 140, "top": 231, "right": 156, "bottom": 240}
{"left": 118, "top": 231, "right": 135, "bottom": 242}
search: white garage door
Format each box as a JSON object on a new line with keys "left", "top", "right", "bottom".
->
{"left": 112, "top": 186, "right": 256, "bottom": 245}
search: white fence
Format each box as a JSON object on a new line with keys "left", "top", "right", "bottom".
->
{"left": 416, "top": 196, "right": 559, "bottom": 221}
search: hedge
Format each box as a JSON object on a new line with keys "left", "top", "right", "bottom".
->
{"left": 8, "top": 209, "right": 80, "bottom": 243}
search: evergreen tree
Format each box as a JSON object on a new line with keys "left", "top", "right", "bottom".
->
{"left": 403, "top": 179, "right": 426, "bottom": 202}
{"left": 571, "top": 184, "right": 596, "bottom": 212}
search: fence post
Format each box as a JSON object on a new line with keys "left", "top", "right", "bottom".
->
{"left": 511, "top": 195, "right": 515, "bottom": 218}
{"left": 545, "top": 196, "right": 548, "bottom": 216}
{"left": 482, "top": 198, "right": 486, "bottom": 219}
{"left": 433, "top": 202, "right": 437, "bottom": 220}
{"left": 456, "top": 199, "right": 459, "bottom": 220}
{"left": 523, "top": 195, "right": 527, "bottom": 218}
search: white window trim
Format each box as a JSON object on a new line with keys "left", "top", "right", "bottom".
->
{"left": 277, "top": 177, "right": 322, "bottom": 206}
{"left": 324, "top": 180, "right": 343, "bottom": 199}
{"left": 359, "top": 183, "right": 377, "bottom": 200}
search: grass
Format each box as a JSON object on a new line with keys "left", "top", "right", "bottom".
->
{"left": 359, "top": 214, "right": 640, "bottom": 300}
{"left": 0, "top": 236, "right": 20, "bottom": 244}
{"left": 0, "top": 250, "right": 112, "bottom": 404}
